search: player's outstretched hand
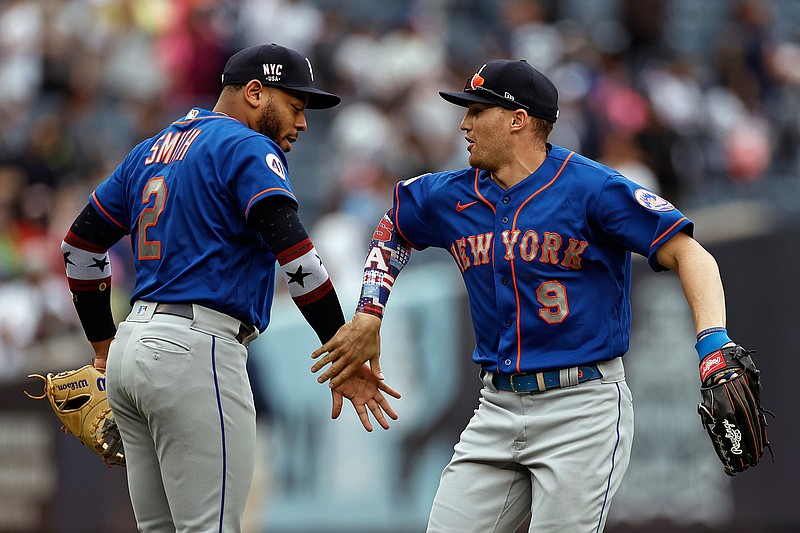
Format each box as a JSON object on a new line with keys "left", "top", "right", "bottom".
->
{"left": 312, "top": 312, "right": 383, "bottom": 388}
{"left": 331, "top": 363, "right": 400, "bottom": 432}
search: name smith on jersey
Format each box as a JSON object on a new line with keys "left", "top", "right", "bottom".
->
{"left": 144, "top": 128, "right": 203, "bottom": 166}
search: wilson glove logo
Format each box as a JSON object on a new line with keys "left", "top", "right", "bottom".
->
{"left": 57, "top": 379, "right": 89, "bottom": 392}
{"left": 722, "top": 420, "right": 743, "bottom": 455}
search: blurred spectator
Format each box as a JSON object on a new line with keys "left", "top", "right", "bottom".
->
{"left": 0, "top": 0, "right": 43, "bottom": 155}
{"left": 637, "top": 58, "right": 707, "bottom": 198}
{"left": 99, "top": 0, "right": 169, "bottom": 105}
{"left": 0, "top": 165, "right": 26, "bottom": 281}
{"left": 502, "top": 0, "right": 563, "bottom": 72}
{"left": 0, "top": 235, "right": 76, "bottom": 380}
{"left": 156, "top": 0, "right": 228, "bottom": 113}
{"left": 236, "top": 0, "right": 323, "bottom": 53}
{"left": 0, "top": 0, "right": 43, "bottom": 111}
{"left": 599, "top": 132, "right": 661, "bottom": 193}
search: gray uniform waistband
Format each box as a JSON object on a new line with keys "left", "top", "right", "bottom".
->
{"left": 127, "top": 301, "right": 259, "bottom": 347}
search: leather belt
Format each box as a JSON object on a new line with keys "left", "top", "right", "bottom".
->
{"left": 153, "top": 303, "right": 193, "bottom": 320}
{"left": 491, "top": 364, "right": 601, "bottom": 393}
{"left": 153, "top": 303, "right": 255, "bottom": 345}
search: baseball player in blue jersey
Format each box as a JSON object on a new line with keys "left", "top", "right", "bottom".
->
{"left": 61, "top": 43, "right": 399, "bottom": 533}
{"left": 312, "top": 59, "right": 742, "bottom": 532}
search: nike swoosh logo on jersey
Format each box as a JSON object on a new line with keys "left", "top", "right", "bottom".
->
{"left": 456, "top": 200, "right": 478, "bottom": 212}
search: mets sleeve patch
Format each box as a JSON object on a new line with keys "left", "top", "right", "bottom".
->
{"left": 634, "top": 189, "right": 675, "bottom": 212}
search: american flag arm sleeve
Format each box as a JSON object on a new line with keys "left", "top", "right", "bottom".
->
{"left": 356, "top": 211, "right": 413, "bottom": 319}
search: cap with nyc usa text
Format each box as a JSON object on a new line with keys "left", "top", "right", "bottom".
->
{"left": 221, "top": 43, "right": 341, "bottom": 109}
{"left": 440, "top": 59, "right": 559, "bottom": 123}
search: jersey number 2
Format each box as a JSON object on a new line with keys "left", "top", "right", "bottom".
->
{"left": 138, "top": 177, "right": 167, "bottom": 260}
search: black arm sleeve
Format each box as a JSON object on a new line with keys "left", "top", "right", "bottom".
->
{"left": 72, "top": 291, "right": 117, "bottom": 342}
{"left": 64, "top": 203, "right": 127, "bottom": 342}
{"left": 248, "top": 196, "right": 346, "bottom": 344}
{"left": 69, "top": 203, "right": 129, "bottom": 248}
{"left": 247, "top": 195, "right": 304, "bottom": 247}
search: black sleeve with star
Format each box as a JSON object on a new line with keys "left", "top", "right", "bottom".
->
{"left": 248, "top": 196, "right": 345, "bottom": 343}
{"left": 62, "top": 203, "right": 127, "bottom": 342}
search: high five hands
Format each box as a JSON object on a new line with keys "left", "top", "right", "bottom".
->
{"left": 330, "top": 363, "right": 400, "bottom": 431}
{"left": 313, "top": 313, "right": 399, "bottom": 431}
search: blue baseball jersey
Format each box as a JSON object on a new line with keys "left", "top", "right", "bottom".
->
{"left": 90, "top": 108, "right": 297, "bottom": 331}
{"left": 391, "top": 144, "right": 693, "bottom": 373}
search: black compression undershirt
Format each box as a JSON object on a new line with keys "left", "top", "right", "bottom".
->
{"left": 248, "top": 196, "right": 345, "bottom": 343}
{"left": 70, "top": 203, "right": 128, "bottom": 249}
{"left": 247, "top": 195, "right": 306, "bottom": 249}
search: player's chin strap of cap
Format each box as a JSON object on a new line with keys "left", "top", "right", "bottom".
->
{"left": 489, "top": 364, "right": 601, "bottom": 393}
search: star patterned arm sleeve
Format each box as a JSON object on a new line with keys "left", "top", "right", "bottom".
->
{"left": 248, "top": 196, "right": 345, "bottom": 343}
{"left": 62, "top": 203, "right": 128, "bottom": 342}
{"left": 355, "top": 210, "right": 413, "bottom": 319}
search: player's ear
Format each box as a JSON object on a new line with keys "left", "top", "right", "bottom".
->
{"left": 510, "top": 109, "right": 527, "bottom": 130}
{"left": 244, "top": 80, "right": 264, "bottom": 108}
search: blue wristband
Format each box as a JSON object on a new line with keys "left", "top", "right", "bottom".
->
{"left": 694, "top": 330, "right": 733, "bottom": 360}
{"left": 696, "top": 326, "right": 727, "bottom": 341}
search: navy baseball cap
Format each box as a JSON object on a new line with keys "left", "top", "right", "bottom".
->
{"left": 221, "top": 43, "right": 341, "bottom": 109}
{"left": 440, "top": 59, "right": 559, "bottom": 122}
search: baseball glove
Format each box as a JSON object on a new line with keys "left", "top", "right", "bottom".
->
{"left": 697, "top": 345, "right": 773, "bottom": 476}
{"left": 25, "top": 365, "right": 125, "bottom": 467}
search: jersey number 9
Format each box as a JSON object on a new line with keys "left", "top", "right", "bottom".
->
{"left": 536, "top": 280, "right": 568, "bottom": 324}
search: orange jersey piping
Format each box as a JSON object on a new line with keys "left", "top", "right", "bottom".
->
{"left": 473, "top": 168, "right": 496, "bottom": 213}
{"left": 245, "top": 188, "right": 297, "bottom": 218}
{"left": 393, "top": 184, "right": 420, "bottom": 250}
{"left": 91, "top": 192, "right": 126, "bottom": 230}
{"left": 510, "top": 151, "right": 574, "bottom": 372}
{"left": 651, "top": 217, "right": 688, "bottom": 248}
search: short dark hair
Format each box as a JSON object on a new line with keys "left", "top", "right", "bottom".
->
{"left": 222, "top": 84, "right": 245, "bottom": 94}
{"left": 530, "top": 116, "right": 554, "bottom": 141}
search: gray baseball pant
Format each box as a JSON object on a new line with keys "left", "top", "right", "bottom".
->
{"left": 106, "top": 301, "right": 258, "bottom": 533}
{"left": 427, "top": 357, "right": 633, "bottom": 533}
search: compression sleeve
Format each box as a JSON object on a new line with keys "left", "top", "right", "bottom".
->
{"left": 247, "top": 196, "right": 345, "bottom": 343}
{"left": 62, "top": 203, "right": 127, "bottom": 342}
{"left": 355, "top": 211, "right": 413, "bottom": 319}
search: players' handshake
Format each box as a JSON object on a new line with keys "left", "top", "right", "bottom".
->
{"left": 329, "top": 363, "right": 400, "bottom": 432}
{"left": 312, "top": 313, "right": 399, "bottom": 432}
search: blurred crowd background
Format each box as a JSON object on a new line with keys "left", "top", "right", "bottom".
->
{"left": 1, "top": 0, "right": 800, "bottom": 531}
{"left": 1, "top": 0, "right": 800, "bottom": 378}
